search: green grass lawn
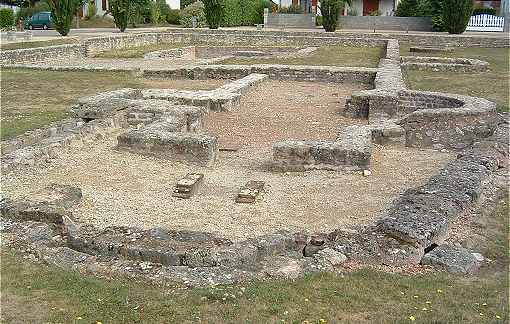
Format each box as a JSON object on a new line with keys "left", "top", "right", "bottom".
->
{"left": 0, "top": 38, "right": 79, "bottom": 50}
{"left": 402, "top": 46, "right": 510, "bottom": 112}
{"left": 221, "top": 46, "right": 384, "bottom": 68}
{"left": 1, "top": 198, "right": 508, "bottom": 323}
{"left": 0, "top": 69, "right": 141, "bottom": 140}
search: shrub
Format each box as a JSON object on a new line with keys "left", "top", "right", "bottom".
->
{"left": 203, "top": 0, "right": 224, "bottom": 29}
{"left": 150, "top": 0, "right": 170, "bottom": 23}
{"left": 181, "top": 0, "right": 195, "bottom": 10}
{"left": 166, "top": 9, "right": 180, "bottom": 24}
{"left": 395, "top": 0, "right": 439, "bottom": 17}
{"left": 86, "top": 0, "right": 96, "bottom": 19}
{"left": 395, "top": 0, "right": 419, "bottom": 16}
{"left": 128, "top": 0, "right": 151, "bottom": 27}
{"left": 251, "top": 0, "right": 271, "bottom": 24}
{"left": 320, "top": 0, "right": 349, "bottom": 32}
{"left": 221, "top": 0, "right": 269, "bottom": 26}
{"left": 368, "top": 9, "right": 380, "bottom": 16}
{"left": 150, "top": 0, "right": 162, "bottom": 23}
{"left": 0, "top": 8, "right": 14, "bottom": 28}
{"left": 442, "top": 0, "right": 473, "bottom": 34}
{"left": 222, "top": 0, "right": 242, "bottom": 26}
{"left": 47, "top": 0, "right": 82, "bottom": 36}
{"left": 109, "top": 0, "right": 130, "bottom": 31}
{"left": 180, "top": 0, "right": 206, "bottom": 27}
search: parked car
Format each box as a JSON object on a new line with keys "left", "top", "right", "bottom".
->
{"left": 25, "top": 11, "right": 53, "bottom": 30}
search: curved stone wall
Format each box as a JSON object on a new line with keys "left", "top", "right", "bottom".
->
{"left": 397, "top": 91, "right": 498, "bottom": 150}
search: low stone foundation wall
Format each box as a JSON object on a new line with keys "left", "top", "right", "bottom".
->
{"left": 125, "top": 102, "right": 205, "bottom": 131}
{"left": 142, "top": 73, "right": 267, "bottom": 111}
{"left": 0, "top": 44, "right": 86, "bottom": 64}
{"left": 0, "top": 115, "right": 124, "bottom": 173}
{"left": 117, "top": 123, "right": 218, "bottom": 166}
{"left": 397, "top": 91, "right": 498, "bottom": 150}
{"left": 401, "top": 56, "right": 489, "bottom": 72}
{"left": 2, "top": 118, "right": 507, "bottom": 285}
{"left": 143, "top": 46, "right": 196, "bottom": 60}
{"left": 272, "top": 126, "right": 372, "bottom": 171}
{"left": 167, "top": 29, "right": 509, "bottom": 48}
{"left": 345, "top": 39, "right": 404, "bottom": 120}
{"left": 143, "top": 65, "right": 376, "bottom": 84}
{"left": 345, "top": 39, "right": 499, "bottom": 150}
{"left": 71, "top": 88, "right": 142, "bottom": 120}
{"left": 1, "top": 29, "right": 507, "bottom": 65}
{"left": 377, "top": 118, "right": 508, "bottom": 250}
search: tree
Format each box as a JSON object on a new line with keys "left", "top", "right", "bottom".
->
{"left": 395, "top": 0, "right": 419, "bottom": 17}
{"left": 203, "top": 0, "right": 224, "bottom": 29}
{"left": 442, "top": 0, "right": 473, "bottom": 34}
{"left": 47, "top": 0, "right": 83, "bottom": 36}
{"left": 109, "top": 0, "right": 130, "bottom": 31}
{"left": 320, "top": 0, "right": 350, "bottom": 32}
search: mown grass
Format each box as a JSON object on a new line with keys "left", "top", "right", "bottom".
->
{"left": 221, "top": 46, "right": 384, "bottom": 67}
{"left": 93, "top": 44, "right": 384, "bottom": 67}
{"left": 1, "top": 199, "right": 507, "bottom": 323}
{"left": 0, "top": 38, "right": 79, "bottom": 50}
{"left": 0, "top": 69, "right": 221, "bottom": 140}
{"left": 402, "top": 46, "right": 510, "bottom": 112}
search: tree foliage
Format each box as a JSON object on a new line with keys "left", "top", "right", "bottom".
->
{"left": 221, "top": 0, "right": 270, "bottom": 26}
{"left": 0, "top": 8, "right": 14, "bottom": 28}
{"left": 47, "top": 0, "right": 83, "bottom": 36}
{"left": 203, "top": 0, "right": 223, "bottom": 29}
{"left": 180, "top": 0, "right": 206, "bottom": 27}
{"left": 442, "top": 0, "right": 473, "bottom": 34}
{"left": 109, "top": 0, "right": 130, "bottom": 31}
{"left": 320, "top": 0, "right": 350, "bottom": 32}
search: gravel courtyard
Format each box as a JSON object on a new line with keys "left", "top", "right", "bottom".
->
{"left": 2, "top": 80, "right": 455, "bottom": 241}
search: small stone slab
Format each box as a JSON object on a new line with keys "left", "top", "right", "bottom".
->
{"left": 235, "top": 181, "right": 265, "bottom": 203}
{"left": 172, "top": 173, "right": 204, "bottom": 199}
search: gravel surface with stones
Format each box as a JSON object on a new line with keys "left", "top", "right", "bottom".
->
{"left": 205, "top": 80, "right": 369, "bottom": 150}
{"left": 2, "top": 81, "right": 455, "bottom": 241}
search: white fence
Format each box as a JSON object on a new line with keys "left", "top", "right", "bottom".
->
{"left": 466, "top": 14, "right": 505, "bottom": 32}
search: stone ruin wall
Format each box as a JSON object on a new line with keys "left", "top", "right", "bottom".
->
{"left": 1, "top": 31, "right": 508, "bottom": 285}
{"left": 1, "top": 28, "right": 508, "bottom": 66}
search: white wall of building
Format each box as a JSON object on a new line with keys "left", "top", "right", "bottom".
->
{"left": 379, "top": 0, "right": 396, "bottom": 16}
{"left": 167, "top": 0, "right": 180, "bottom": 10}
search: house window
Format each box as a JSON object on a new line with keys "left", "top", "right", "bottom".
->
{"left": 102, "top": 0, "right": 107, "bottom": 11}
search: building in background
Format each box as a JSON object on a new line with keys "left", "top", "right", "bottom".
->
{"left": 83, "top": 0, "right": 180, "bottom": 18}
{"left": 346, "top": 0, "right": 401, "bottom": 16}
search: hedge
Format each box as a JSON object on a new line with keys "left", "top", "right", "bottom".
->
{"left": 0, "top": 8, "right": 14, "bottom": 28}
{"left": 222, "top": 0, "right": 271, "bottom": 26}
